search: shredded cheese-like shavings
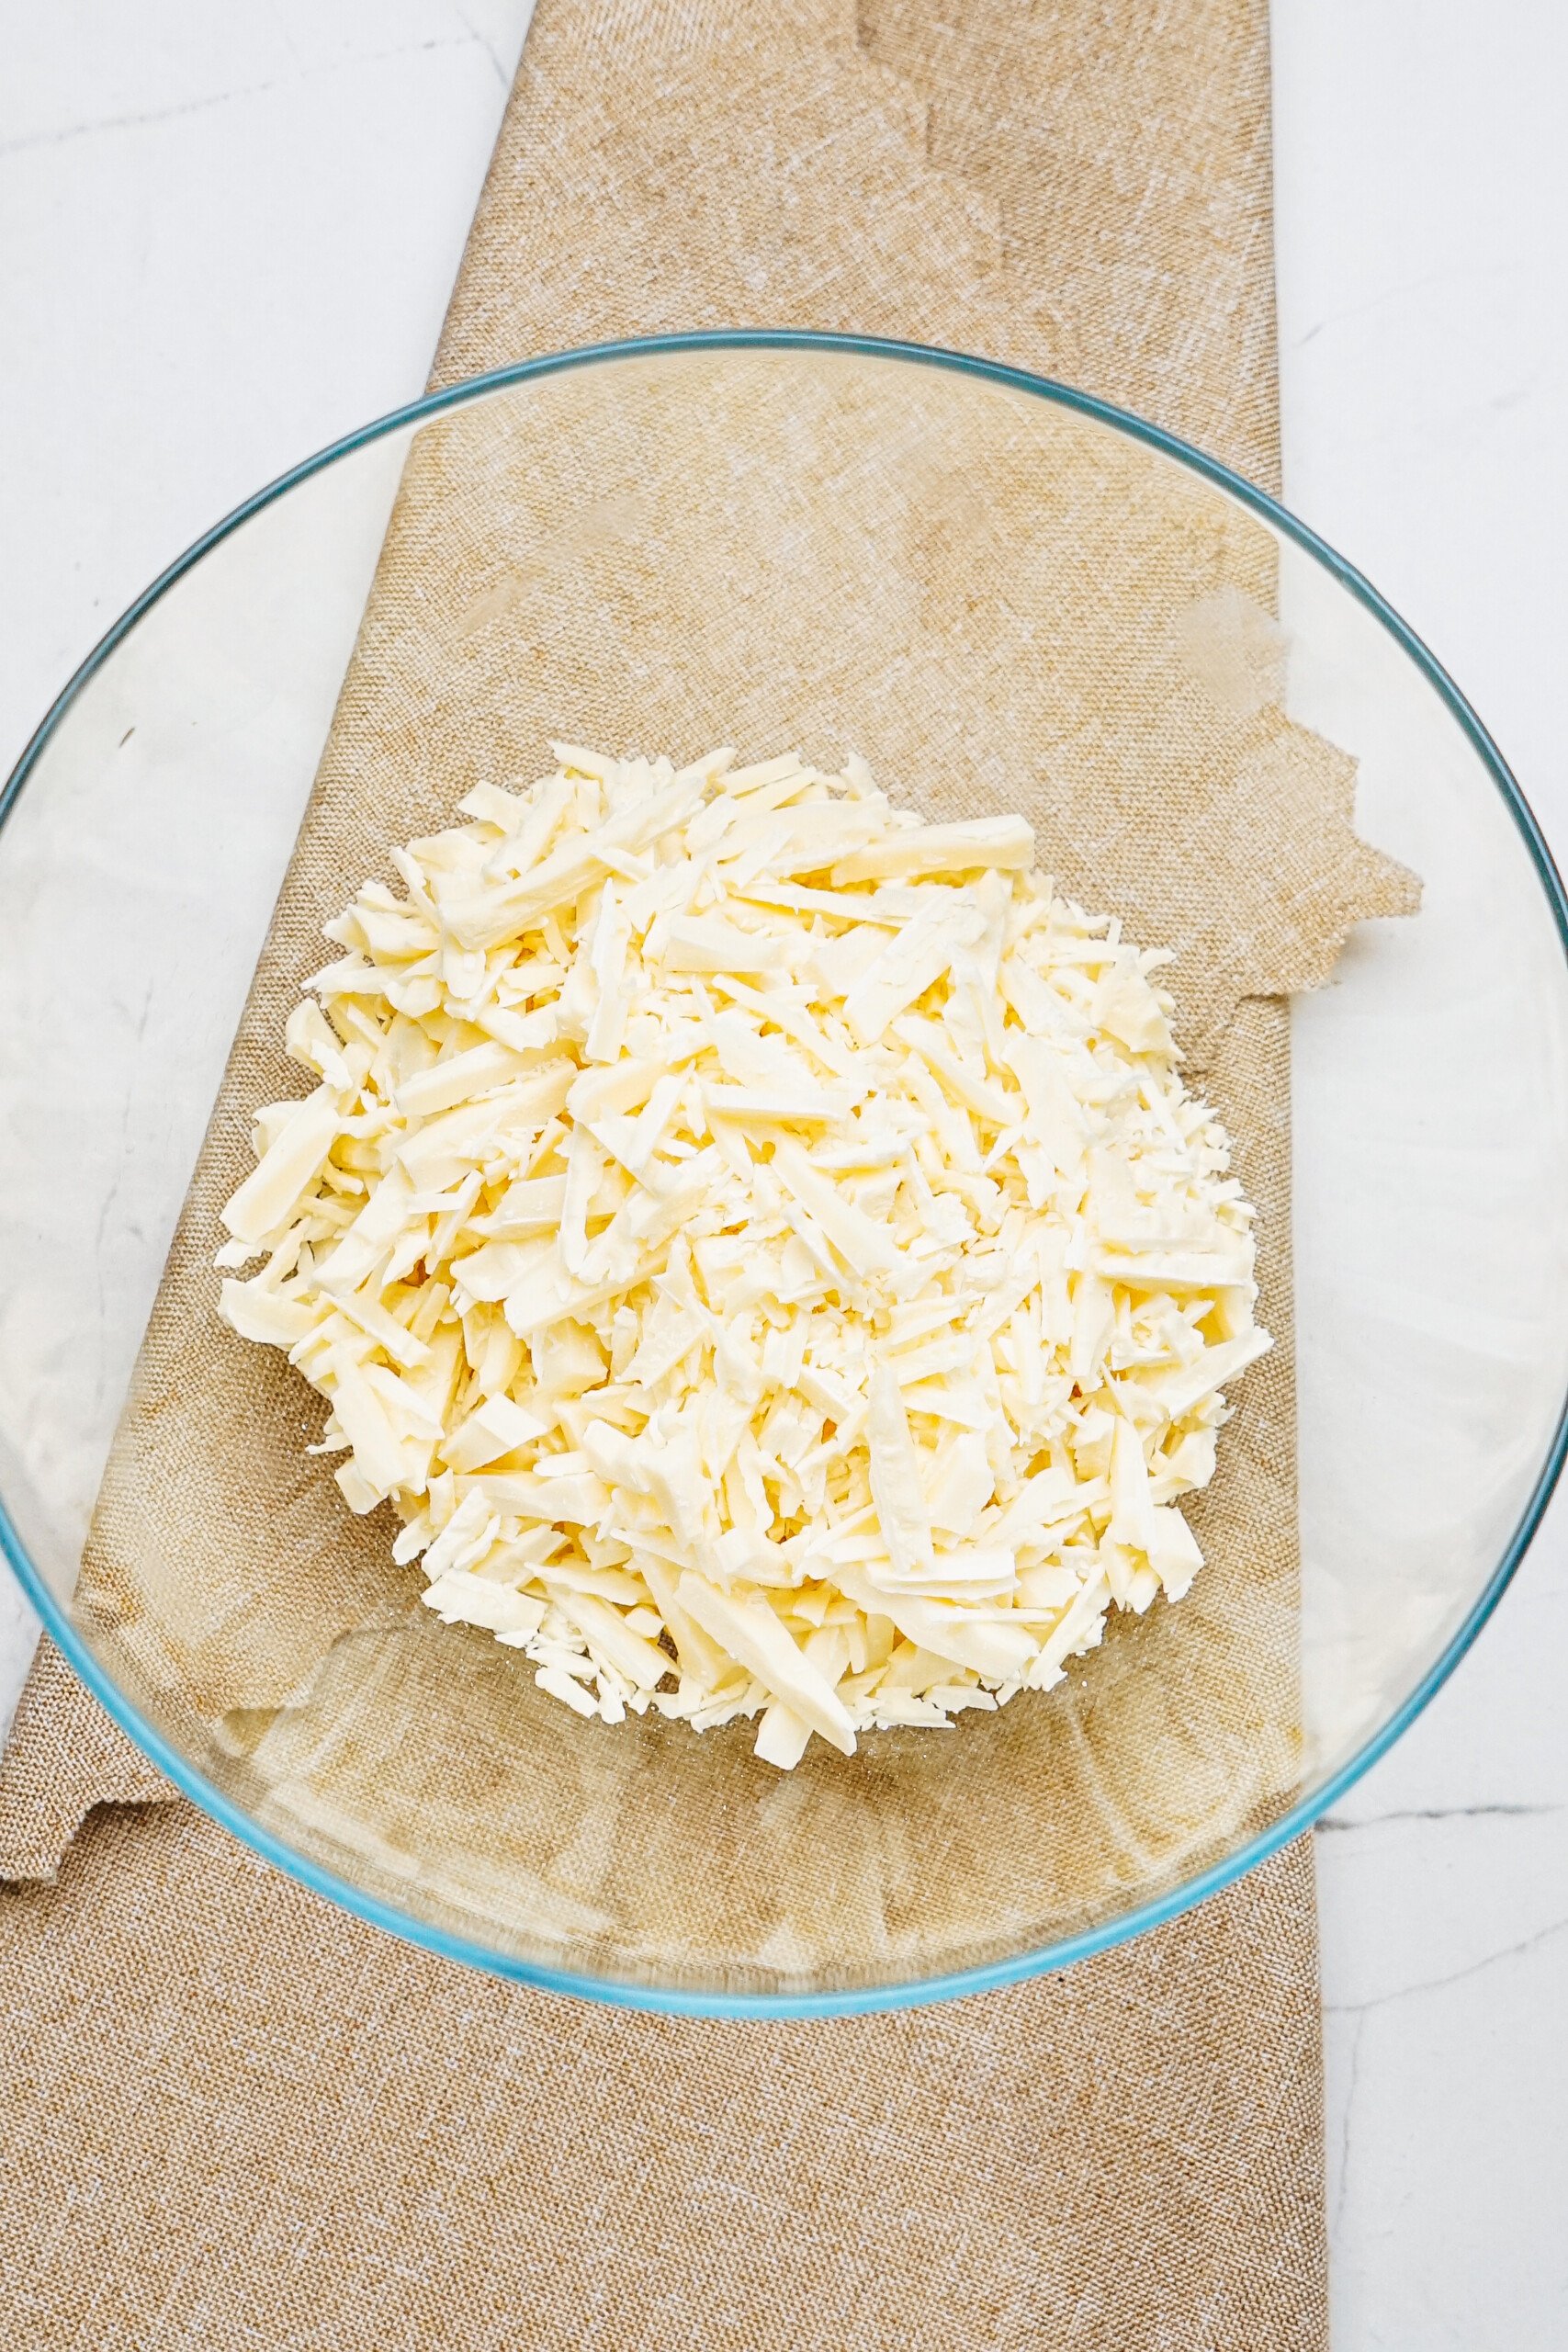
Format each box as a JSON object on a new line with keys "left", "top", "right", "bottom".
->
{"left": 218, "top": 747, "right": 1270, "bottom": 1765}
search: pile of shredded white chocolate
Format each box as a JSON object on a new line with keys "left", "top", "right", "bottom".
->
{"left": 217, "top": 745, "right": 1269, "bottom": 1768}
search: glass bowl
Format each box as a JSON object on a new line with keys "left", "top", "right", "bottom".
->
{"left": 3, "top": 334, "right": 1565, "bottom": 2015}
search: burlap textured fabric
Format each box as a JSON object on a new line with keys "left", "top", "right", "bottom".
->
{"left": 3, "top": 1806, "right": 1328, "bottom": 2351}
{"left": 0, "top": 1642, "right": 166, "bottom": 1882}
{"left": 0, "top": 3, "right": 1411, "bottom": 2341}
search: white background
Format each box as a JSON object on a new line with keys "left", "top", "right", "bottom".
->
{"left": 3, "top": 5, "right": 1565, "bottom": 2343}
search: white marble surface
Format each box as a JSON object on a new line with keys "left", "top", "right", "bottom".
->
{"left": 3, "top": 5, "right": 1565, "bottom": 2342}
{"left": 1274, "top": 8, "right": 1568, "bottom": 2345}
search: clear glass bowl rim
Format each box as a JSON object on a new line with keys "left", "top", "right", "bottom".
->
{"left": 3, "top": 328, "right": 1565, "bottom": 2018}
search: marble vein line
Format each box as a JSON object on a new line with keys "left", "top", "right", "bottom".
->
{"left": 0, "top": 31, "right": 491, "bottom": 161}
{"left": 1325, "top": 1912, "right": 1568, "bottom": 2016}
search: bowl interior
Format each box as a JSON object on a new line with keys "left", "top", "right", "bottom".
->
{"left": 3, "top": 339, "right": 1564, "bottom": 2007}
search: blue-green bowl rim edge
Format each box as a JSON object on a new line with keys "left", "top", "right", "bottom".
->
{"left": 3, "top": 327, "right": 1565, "bottom": 2018}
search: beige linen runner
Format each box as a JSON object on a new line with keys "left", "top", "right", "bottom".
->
{"left": 0, "top": 4, "right": 1412, "bottom": 2343}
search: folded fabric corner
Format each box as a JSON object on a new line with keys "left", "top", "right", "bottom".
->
{"left": 0, "top": 1639, "right": 172, "bottom": 1884}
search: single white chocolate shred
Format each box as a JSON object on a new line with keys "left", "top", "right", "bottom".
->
{"left": 218, "top": 746, "right": 1269, "bottom": 1765}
